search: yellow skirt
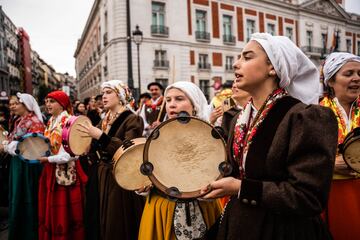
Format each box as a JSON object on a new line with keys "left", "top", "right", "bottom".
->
{"left": 138, "top": 192, "right": 222, "bottom": 240}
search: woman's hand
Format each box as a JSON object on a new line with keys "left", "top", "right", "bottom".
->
{"left": 150, "top": 121, "right": 161, "bottom": 129}
{"left": 200, "top": 177, "right": 241, "bottom": 199}
{"left": 335, "top": 155, "right": 346, "bottom": 166}
{"left": 136, "top": 184, "right": 153, "bottom": 193}
{"left": 209, "top": 106, "right": 223, "bottom": 125}
{"left": 135, "top": 184, "right": 153, "bottom": 196}
{"left": 78, "top": 122, "right": 103, "bottom": 140}
{"left": 38, "top": 156, "right": 49, "bottom": 163}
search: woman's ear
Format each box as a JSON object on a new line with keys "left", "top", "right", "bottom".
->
{"left": 327, "top": 78, "right": 335, "bottom": 88}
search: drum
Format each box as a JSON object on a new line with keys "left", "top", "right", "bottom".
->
{"left": 141, "top": 114, "right": 231, "bottom": 199}
{"left": 113, "top": 138, "right": 151, "bottom": 190}
{"left": 340, "top": 127, "right": 360, "bottom": 173}
{"left": 15, "top": 132, "right": 51, "bottom": 164}
{"left": 62, "top": 115, "right": 92, "bottom": 156}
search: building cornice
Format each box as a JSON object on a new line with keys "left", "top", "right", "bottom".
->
{"left": 103, "top": 36, "right": 244, "bottom": 52}
{"left": 74, "top": 0, "right": 100, "bottom": 57}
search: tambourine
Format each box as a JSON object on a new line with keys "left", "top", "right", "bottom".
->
{"left": 141, "top": 112, "right": 232, "bottom": 199}
{"left": 15, "top": 132, "right": 51, "bottom": 164}
{"left": 339, "top": 127, "right": 360, "bottom": 174}
{"left": 62, "top": 115, "right": 92, "bottom": 156}
{"left": 0, "top": 126, "right": 8, "bottom": 145}
{"left": 112, "top": 138, "right": 151, "bottom": 190}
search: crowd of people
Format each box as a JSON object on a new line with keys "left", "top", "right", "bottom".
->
{"left": 0, "top": 32, "right": 359, "bottom": 240}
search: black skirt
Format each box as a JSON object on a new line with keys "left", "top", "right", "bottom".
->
{"left": 216, "top": 197, "right": 333, "bottom": 240}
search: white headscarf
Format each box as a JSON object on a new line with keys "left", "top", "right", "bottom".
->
{"left": 101, "top": 80, "right": 134, "bottom": 111}
{"left": 164, "top": 81, "right": 210, "bottom": 121}
{"left": 323, "top": 52, "right": 360, "bottom": 86}
{"left": 250, "top": 33, "right": 319, "bottom": 104}
{"left": 16, "top": 92, "right": 43, "bottom": 123}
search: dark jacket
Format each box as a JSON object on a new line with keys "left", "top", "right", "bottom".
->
{"left": 217, "top": 98, "right": 338, "bottom": 240}
{"left": 85, "top": 110, "right": 145, "bottom": 240}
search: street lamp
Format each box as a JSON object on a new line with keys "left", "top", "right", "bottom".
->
{"left": 132, "top": 25, "right": 143, "bottom": 97}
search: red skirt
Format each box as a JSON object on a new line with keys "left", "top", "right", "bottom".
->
{"left": 38, "top": 161, "right": 88, "bottom": 240}
{"left": 325, "top": 178, "right": 360, "bottom": 239}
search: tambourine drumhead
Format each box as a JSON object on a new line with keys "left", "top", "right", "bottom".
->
{"left": 113, "top": 138, "right": 151, "bottom": 190}
{"left": 144, "top": 117, "right": 227, "bottom": 199}
{"left": 342, "top": 128, "right": 360, "bottom": 173}
{"left": 17, "top": 133, "right": 50, "bottom": 162}
{"left": 68, "top": 116, "right": 92, "bottom": 156}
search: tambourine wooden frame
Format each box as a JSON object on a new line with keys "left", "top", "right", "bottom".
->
{"left": 16, "top": 132, "right": 51, "bottom": 164}
{"left": 142, "top": 116, "right": 229, "bottom": 199}
{"left": 112, "top": 138, "right": 151, "bottom": 190}
{"left": 62, "top": 115, "right": 92, "bottom": 156}
{"left": 341, "top": 127, "right": 360, "bottom": 174}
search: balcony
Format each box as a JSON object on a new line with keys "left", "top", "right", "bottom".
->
{"left": 301, "top": 46, "right": 330, "bottom": 58}
{"left": 153, "top": 60, "right": 169, "bottom": 69}
{"left": 198, "top": 62, "right": 211, "bottom": 70}
{"left": 97, "top": 44, "right": 101, "bottom": 54}
{"left": 151, "top": 25, "right": 169, "bottom": 37}
{"left": 223, "top": 34, "right": 236, "bottom": 45}
{"left": 195, "top": 31, "right": 210, "bottom": 42}
{"left": 103, "top": 32, "right": 108, "bottom": 46}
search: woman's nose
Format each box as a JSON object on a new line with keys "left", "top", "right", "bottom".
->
{"left": 232, "top": 59, "right": 240, "bottom": 70}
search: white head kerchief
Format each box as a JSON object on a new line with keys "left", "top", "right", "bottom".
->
{"left": 16, "top": 92, "right": 43, "bottom": 123}
{"left": 323, "top": 52, "right": 360, "bottom": 86}
{"left": 165, "top": 81, "right": 210, "bottom": 121}
{"left": 101, "top": 80, "right": 135, "bottom": 113}
{"left": 250, "top": 33, "right": 319, "bottom": 104}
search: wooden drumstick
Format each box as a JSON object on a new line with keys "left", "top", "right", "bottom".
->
{"left": 156, "top": 97, "right": 166, "bottom": 122}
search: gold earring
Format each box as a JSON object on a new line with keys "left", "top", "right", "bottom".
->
{"left": 269, "top": 70, "right": 276, "bottom": 76}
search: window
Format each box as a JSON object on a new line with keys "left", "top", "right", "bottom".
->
{"left": 199, "top": 80, "right": 210, "bottom": 101}
{"left": 225, "top": 56, "right": 234, "bottom": 71}
{"left": 104, "top": 11, "right": 108, "bottom": 33}
{"left": 267, "top": 23, "right": 275, "bottom": 36}
{"left": 246, "top": 19, "right": 256, "bottom": 42}
{"left": 223, "top": 15, "right": 235, "bottom": 44}
{"left": 346, "top": 39, "right": 352, "bottom": 53}
{"left": 306, "top": 31, "right": 313, "bottom": 47}
{"left": 103, "top": 55, "right": 108, "bottom": 76}
{"left": 154, "top": 50, "right": 168, "bottom": 68}
{"left": 285, "top": 27, "right": 293, "bottom": 40}
{"left": 196, "top": 10, "right": 207, "bottom": 32}
{"left": 321, "top": 33, "right": 328, "bottom": 54}
{"left": 357, "top": 41, "right": 360, "bottom": 56}
{"left": 223, "top": 15, "right": 232, "bottom": 36}
{"left": 152, "top": 2, "right": 165, "bottom": 26}
{"left": 155, "top": 78, "right": 168, "bottom": 89}
{"left": 155, "top": 50, "right": 167, "bottom": 62}
{"left": 198, "top": 54, "right": 210, "bottom": 69}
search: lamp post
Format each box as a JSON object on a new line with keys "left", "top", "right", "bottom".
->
{"left": 132, "top": 25, "right": 143, "bottom": 98}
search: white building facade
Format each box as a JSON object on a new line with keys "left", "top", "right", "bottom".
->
{"left": 75, "top": 0, "right": 360, "bottom": 101}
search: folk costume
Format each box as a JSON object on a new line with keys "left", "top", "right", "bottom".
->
{"left": 139, "top": 82, "right": 166, "bottom": 137}
{"left": 5, "top": 93, "right": 45, "bottom": 240}
{"left": 320, "top": 52, "right": 360, "bottom": 239}
{"left": 217, "top": 33, "right": 338, "bottom": 240}
{"left": 38, "top": 91, "right": 87, "bottom": 240}
{"left": 138, "top": 81, "right": 222, "bottom": 240}
{"left": 85, "top": 80, "right": 145, "bottom": 240}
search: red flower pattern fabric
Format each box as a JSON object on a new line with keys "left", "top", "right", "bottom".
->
{"left": 232, "top": 88, "right": 287, "bottom": 178}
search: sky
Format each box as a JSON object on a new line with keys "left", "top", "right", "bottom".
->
{"left": 0, "top": 0, "right": 359, "bottom": 77}
{"left": 0, "top": 0, "right": 94, "bottom": 76}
